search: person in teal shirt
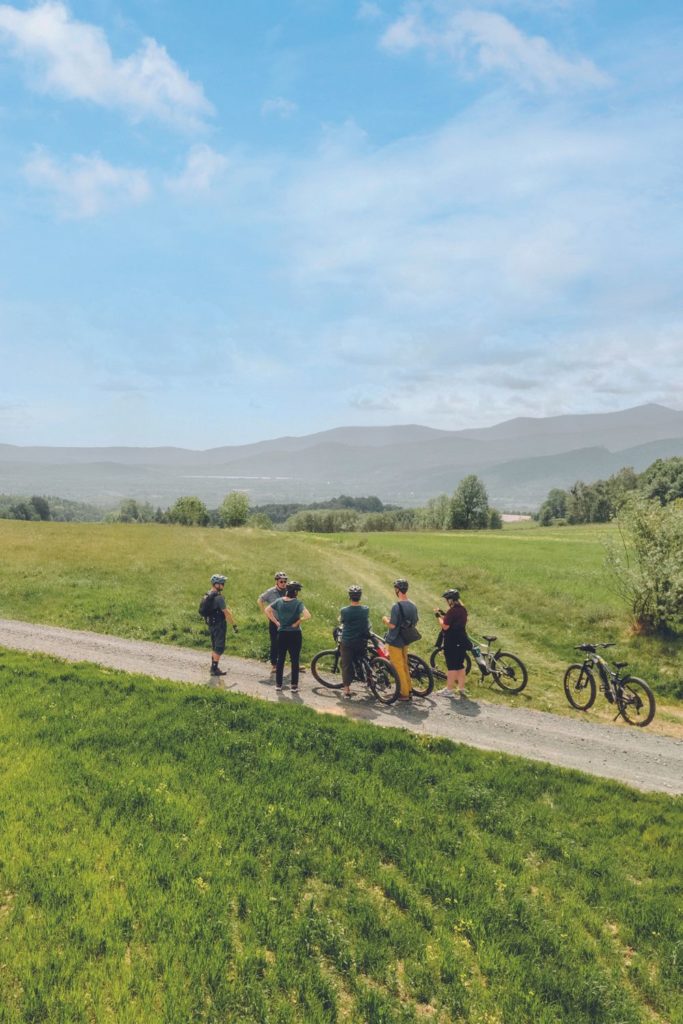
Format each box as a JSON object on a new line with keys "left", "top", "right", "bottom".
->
{"left": 266, "top": 581, "right": 311, "bottom": 692}
{"left": 339, "top": 585, "right": 371, "bottom": 698}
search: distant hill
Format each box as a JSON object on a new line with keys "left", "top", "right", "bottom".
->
{"left": 1, "top": 404, "right": 681, "bottom": 510}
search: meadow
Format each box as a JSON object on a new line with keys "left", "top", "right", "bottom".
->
{"left": 0, "top": 648, "right": 681, "bottom": 1024}
{"left": 0, "top": 520, "right": 680, "bottom": 728}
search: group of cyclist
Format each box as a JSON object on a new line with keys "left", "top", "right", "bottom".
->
{"left": 203, "top": 569, "right": 472, "bottom": 701}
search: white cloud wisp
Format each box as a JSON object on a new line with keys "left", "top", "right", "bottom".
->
{"left": 0, "top": 1, "right": 212, "bottom": 127}
{"left": 24, "top": 150, "right": 150, "bottom": 218}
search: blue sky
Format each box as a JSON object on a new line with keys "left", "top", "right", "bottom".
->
{"left": 1, "top": 0, "right": 681, "bottom": 447}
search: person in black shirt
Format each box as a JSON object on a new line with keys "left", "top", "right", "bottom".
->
{"left": 435, "top": 588, "right": 469, "bottom": 696}
{"left": 203, "top": 573, "right": 236, "bottom": 677}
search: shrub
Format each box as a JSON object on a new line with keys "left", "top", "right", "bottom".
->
{"left": 605, "top": 494, "right": 683, "bottom": 635}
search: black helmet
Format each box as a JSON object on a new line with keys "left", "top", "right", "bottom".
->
{"left": 393, "top": 578, "right": 409, "bottom": 593}
{"left": 274, "top": 571, "right": 288, "bottom": 581}
{"left": 286, "top": 580, "right": 302, "bottom": 596}
{"left": 348, "top": 585, "right": 362, "bottom": 599}
{"left": 442, "top": 588, "right": 460, "bottom": 601}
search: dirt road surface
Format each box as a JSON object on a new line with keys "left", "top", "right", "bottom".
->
{"left": 1, "top": 619, "right": 681, "bottom": 796}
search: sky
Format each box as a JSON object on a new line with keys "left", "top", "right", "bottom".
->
{"left": 0, "top": 0, "right": 681, "bottom": 448}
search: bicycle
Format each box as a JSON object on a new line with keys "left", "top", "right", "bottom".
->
{"left": 563, "top": 643, "right": 656, "bottom": 727}
{"left": 310, "top": 629, "right": 400, "bottom": 704}
{"left": 429, "top": 633, "right": 528, "bottom": 694}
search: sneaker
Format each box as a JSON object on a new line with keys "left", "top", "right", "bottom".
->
{"left": 275, "top": 684, "right": 283, "bottom": 692}
{"left": 210, "top": 665, "right": 226, "bottom": 677}
{"left": 290, "top": 686, "right": 299, "bottom": 693}
{"left": 439, "top": 687, "right": 453, "bottom": 696}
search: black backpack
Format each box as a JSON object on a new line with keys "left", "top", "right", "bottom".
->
{"left": 198, "top": 590, "right": 217, "bottom": 621}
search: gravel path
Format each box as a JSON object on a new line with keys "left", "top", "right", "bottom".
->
{"left": 1, "top": 618, "right": 681, "bottom": 796}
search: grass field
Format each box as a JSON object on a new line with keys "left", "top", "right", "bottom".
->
{"left": 0, "top": 520, "right": 680, "bottom": 729}
{"left": 0, "top": 648, "right": 681, "bottom": 1024}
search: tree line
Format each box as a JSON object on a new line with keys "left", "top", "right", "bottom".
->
{"left": 0, "top": 474, "right": 502, "bottom": 533}
{"left": 537, "top": 457, "right": 682, "bottom": 525}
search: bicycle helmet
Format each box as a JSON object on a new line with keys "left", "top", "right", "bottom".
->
{"left": 286, "top": 580, "right": 303, "bottom": 596}
{"left": 211, "top": 574, "right": 227, "bottom": 585}
{"left": 393, "top": 578, "right": 409, "bottom": 593}
{"left": 347, "top": 585, "right": 363, "bottom": 600}
{"left": 274, "top": 571, "right": 288, "bottom": 581}
{"left": 442, "top": 588, "right": 460, "bottom": 601}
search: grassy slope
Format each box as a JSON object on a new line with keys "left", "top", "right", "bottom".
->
{"left": 0, "top": 649, "right": 681, "bottom": 1024}
{"left": 0, "top": 520, "right": 680, "bottom": 729}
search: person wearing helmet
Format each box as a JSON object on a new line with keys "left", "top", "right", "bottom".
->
{"left": 266, "top": 581, "right": 311, "bottom": 692}
{"left": 203, "top": 574, "right": 237, "bottom": 677}
{"left": 338, "top": 585, "right": 371, "bottom": 698}
{"left": 435, "top": 588, "right": 469, "bottom": 696}
{"left": 382, "top": 578, "right": 419, "bottom": 701}
{"left": 257, "top": 571, "right": 289, "bottom": 672}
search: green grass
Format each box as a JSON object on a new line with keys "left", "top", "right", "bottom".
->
{"left": 0, "top": 520, "right": 680, "bottom": 729}
{"left": 0, "top": 649, "right": 681, "bottom": 1024}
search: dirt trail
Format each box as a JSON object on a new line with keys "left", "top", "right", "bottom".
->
{"left": 1, "top": 618, "right": 681, "bottom": 796}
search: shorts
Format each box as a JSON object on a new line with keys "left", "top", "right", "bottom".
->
{"left": 444, "top": 642, "right": 468, "bottom": 671}
{"left": 209, "top": 619, "right": 227, "bottom": 655}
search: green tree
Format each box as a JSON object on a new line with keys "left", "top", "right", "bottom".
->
{"left": 639, "top": 457, "right": 683, "bottom": 505}
{"left": 30, "top": 496, "right": 50, "bottom": 520}
{"left": 220, "top": 491, "right": 250, "bottom": 527}
{"left": 247, "top": 512, "right": 273, "bottom": 529}
{"left": 488, "top": 508, "right": 503, "bottom": 530}
{"left": 449, "top": 475, "right": 490, "bottom": 530}
{"left": 605, "top": 494, "right": 683, "bottom": 635}
{"left": 167, "top": 496, "right": 209, "bottom": 526}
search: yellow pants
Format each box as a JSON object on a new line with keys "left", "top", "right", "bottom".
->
{"left": 388, "top": 645, "right": 411, "bottom": 698}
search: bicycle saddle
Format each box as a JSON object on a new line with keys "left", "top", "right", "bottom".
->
{"left": 614, "top": 661, "right": 628, "bottom": 669}
{"left": 483, "top": 635, "right": 497, "bottom": 643}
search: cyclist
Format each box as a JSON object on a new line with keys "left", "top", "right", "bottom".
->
{"left": 382, "top": 578, "right": 419, "bottom": 701}
{"left": 257, "top": 571, "right": 289, "bottom": 673}
{"left": 435, "top": 588, "right": 469, "bottom": 697}
{"left": 339, "top": 585, "right": 371, "bottom": 699}
{"left": 266, "top": 581, "right": 311, "bottom": 693}
{"left": 202, "top": 574, "right": 237, "bottom": 677}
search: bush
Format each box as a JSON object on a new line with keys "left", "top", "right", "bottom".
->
{"left": 606, "top": 494, "right": 683, "bottom": 635}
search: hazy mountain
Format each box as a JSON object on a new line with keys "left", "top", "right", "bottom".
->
{"left": 1, "top": 404, "right": 681, "bottom": 510}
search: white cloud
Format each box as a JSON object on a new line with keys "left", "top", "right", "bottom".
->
{"left": 24, "top": 149, "right": 150, "bottom": 218}
{"left": 380, "top": 6, "right": 609, "bottom": 91}
{"left": 0, "top": 1, "right": 212, "bottom": 128}
{"left": 356, "top": 1, "right": 383, "bottom": 21}
{"left": 166, "top": 144, "right": 230, "bottom": 195}
{"left": 261, "top": 97, "right": 298, "bottom": 119}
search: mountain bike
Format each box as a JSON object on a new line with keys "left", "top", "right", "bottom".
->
{"left": 429, "top": 633, "right": 528, "bottom": 694}
{"left": 311, "top": 629, "right": 400, "bottom": 704}
{"left": 564, "top": 643, "right": 656, "bottom": 727}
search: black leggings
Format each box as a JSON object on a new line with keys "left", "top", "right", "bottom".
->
{"left": 276, "top": 630, "right": 302, "bottom": 686}
{"left": 268, "top": 620, "right": 279, "bottom": 664}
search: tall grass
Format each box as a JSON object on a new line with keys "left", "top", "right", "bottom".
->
{"left": 0, "top": 649, "right": 680, "bottom": 1024}
{"left": 0, "top": 520, "right": 680, "bottom": 722}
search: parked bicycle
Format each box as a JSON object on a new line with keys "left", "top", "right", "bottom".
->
{"left": 311, "top": 629, "right": 400, "bottom": 704}
{"left": 311, "top": 630, "right": 435, "bottom": 702}
{"left": 563, "top": 643, "right": 656, "bottom": 727}
{"left": 429, "top": 633, "right": 528, "bottom": 694}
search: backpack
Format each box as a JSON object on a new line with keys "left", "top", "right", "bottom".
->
{"left": 198, "top": 590, "right": 217, "bottom": 621}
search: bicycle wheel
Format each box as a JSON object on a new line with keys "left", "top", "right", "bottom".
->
{"left": 491, "top": 652, "right": 528, "bottom": 694}
{"left": 368, "top": 656, "right": 400, "bottom": 704}
{"left": 429, "top": 648, "right": 472, "bottom": 678}
{"left": 408, "top": 654, "right": 434, "bottom": 697}
{"left": 563, "top": 664, "right": 596, "bottom": 711}
{"left": 617, "top": 677, "right": 656, "bottom": 727}
{"left": 310, "top": 649, "right": 343, "bottom": 689}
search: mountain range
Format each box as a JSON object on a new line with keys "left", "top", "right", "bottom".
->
{"left": 1, "top": 404, "right": 681, "bottom": 511}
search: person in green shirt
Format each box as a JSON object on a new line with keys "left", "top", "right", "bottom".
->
{"left": 339, "top": 585, "right": 371, "bottom": 699}
{"left": 266, "top": 581, "right": 311, "bottom": 692}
